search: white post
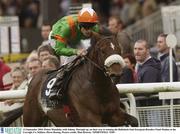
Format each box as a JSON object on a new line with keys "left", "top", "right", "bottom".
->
{"left": 126, "top": 93, "right": 136, "bottom": 117}
{"left": 169, "top": 48, "right": 174, "bottom": 127}
{"left": 166, "top": 34, "right": 177, "bottom": 127}
{"left": 169, "top": 47, "right": 173, "bottom": 82}
{"left": 166, "top": 34, "right": 177, "bottom": 82}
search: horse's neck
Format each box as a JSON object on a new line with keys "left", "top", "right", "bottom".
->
{"left": 87, "top": 46, "right": 103, "bottom": 68}
{"left": 86, "top": 34, "right": 113, "bottom": 90}
{"left": 85, "top": 62, "right": 116, "bottom": 103}
{"left": 86, "top": 61, "right": 111, "bottom": 89}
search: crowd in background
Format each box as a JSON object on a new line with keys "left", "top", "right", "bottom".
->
{"left": 91, "top": 0, "right": 176, "bottom": 27}
{"left": 0, "top": 0, "right": 176, "bottom": 28}
{"left": 0, "top": 0, "right": 40, "bottom": 27}
{"left": 0, "top": 13, "right": 178, "bottom": 95}
{"left": 0, "top": 0, "right": 179, "bottom": 126}
{"left": 0, "top": 0, "right": 179, "bottom": 97}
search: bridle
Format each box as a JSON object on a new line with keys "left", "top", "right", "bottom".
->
{"left": 83, "top": 55, "right": 107, "bottom": 74}
{"left": 82, "top": 36, "right": 113, "bottom": 73}
{"left": 82, "top": 36, "right": 120, "bottom": 76}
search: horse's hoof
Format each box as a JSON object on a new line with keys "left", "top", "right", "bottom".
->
{"left": 129, "top": 116, "right": 138, "bottom": 127}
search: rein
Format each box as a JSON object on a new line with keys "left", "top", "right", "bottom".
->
{"left": 83, "top": 55, "right": 106, "bottom": 73}
{"left": 82, "top": 36, "right": 115, "bottom": 76}
{"left": 82, "top": 36, "right": 112, "bottom": 72}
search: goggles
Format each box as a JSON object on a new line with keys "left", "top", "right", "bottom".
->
{"left": 79, "top": 23, "right": 96, "bottom": 29}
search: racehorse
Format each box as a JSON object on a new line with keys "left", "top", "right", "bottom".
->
{"left": 23, "top": 32, "right": 138, "bottom": 127}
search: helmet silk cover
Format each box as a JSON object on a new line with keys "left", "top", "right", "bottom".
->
{"left": 78, "top": 7, "right": 98, "bottom": 23}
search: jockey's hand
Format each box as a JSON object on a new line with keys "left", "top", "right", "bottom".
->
{"left": 77, "top": 48, "right": 87, "bottom": 56}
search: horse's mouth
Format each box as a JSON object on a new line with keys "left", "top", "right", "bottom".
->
{"left": 108, "top": 72, "right": 123, "bottom": 84}
{"left": 105, "top": 62, "right": 123, "bottom": 78}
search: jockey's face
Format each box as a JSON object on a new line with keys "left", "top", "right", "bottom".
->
{"left": 80, "top": 27, "right": 93, "bottom": 38}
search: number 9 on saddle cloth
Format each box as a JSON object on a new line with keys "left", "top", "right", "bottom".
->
{"left": 43, "top": 57, "right": 83, "bottom": 103}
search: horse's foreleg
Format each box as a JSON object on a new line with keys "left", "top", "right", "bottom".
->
{"left": 23, "top": 100, "right": 46, "bottom": 127}
{"left": 47, "top": 109, "right": 75, "bottom": 127}
{"left": 75, "top": 107, "right": 102, "bottom": 127}
{"left": 78, "top": 114, "right": 102, "bottom": 127}
{"left": 69, "top": 90, "right": 102, "bottom": 126}
{"left": 108, "top": 109, "right": 138, "bottom": 127}
{"left": 73, "top": 103, "right": 102, "bottom": 126}
{"left": 125, "top": 113, "right": 139, "bottom": 127}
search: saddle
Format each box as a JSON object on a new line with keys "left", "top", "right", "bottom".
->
{"left": 41, "top": 56, "right": 84, "bottom": 107}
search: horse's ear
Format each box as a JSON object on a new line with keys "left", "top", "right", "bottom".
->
{"left": 113, "top": 34, "right": 122, "bottom": 55}
{"left": 90, "top": 32, "right": 102, "bottom": 45}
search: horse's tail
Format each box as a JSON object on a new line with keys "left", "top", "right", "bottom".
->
{"left": 0, "top": 106, "right": 23, "bottom": 127}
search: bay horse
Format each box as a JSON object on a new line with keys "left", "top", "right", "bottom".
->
{"left": 23, "top": 33, "right": 138, "bottom": 127}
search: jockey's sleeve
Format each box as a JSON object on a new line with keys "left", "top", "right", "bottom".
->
{"left": 54, "top": 41, "right": 77, "bottom": 56}
{"left": 51, "top": 18, "right": 77, "bottom": 56}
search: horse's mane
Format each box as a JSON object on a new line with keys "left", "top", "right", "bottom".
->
{"left": 89, "top": 32, "right": 119, "bottom": 49}
{"left": 87, "top": 32, "right": 120, "bottom": 61}
{"left": 88, "top": 32, "right": 101, "bottom": 49}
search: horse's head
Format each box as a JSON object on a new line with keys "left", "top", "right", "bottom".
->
{"left": 88, "top": 33, "right": 125, "bottom": 77}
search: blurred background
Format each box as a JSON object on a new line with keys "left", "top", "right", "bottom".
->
{"left": 1, "top": 0, "right": 180, "bottom": 127}
{"left": 0, "top": 0, "right": 179, "bottom": 62}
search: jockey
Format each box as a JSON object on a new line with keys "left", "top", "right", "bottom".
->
{"left": 48, "top": 7, "right": 99, "bottom": 100}
{"left": 49, "top": 7, "right": 99, "bottom": 57}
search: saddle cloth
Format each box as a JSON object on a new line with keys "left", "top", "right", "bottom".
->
{"left": 41, "top": 57, "right": 84, "bottom": 108}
